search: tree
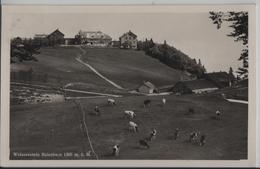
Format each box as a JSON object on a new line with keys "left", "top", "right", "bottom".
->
{"left": 229, "top": 67, "right": 234, "bottom": 77}
{"left": 202, "top": 65, "right": 207, "bottom": 73}
{"left": 193, "top": 58, "right": 197, "bottom": 64}
{"left": 11, "top": 37, "right": 40, "bottom": 63}
{"left": 209, "top": 11, "right": 248, "bottom": 79}
{"left": 198, "top": 59, "right": 202, "bottom": 66}
{"left": 163, "top": 40, "right": 167, "bottom": 46}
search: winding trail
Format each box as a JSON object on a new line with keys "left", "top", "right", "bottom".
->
{"left": 75, "top": 46, "right": 124, "bottom": 90}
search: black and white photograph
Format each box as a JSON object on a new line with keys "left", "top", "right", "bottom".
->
{"left": 0, "top": 3, "right": 257, "bottom": 167}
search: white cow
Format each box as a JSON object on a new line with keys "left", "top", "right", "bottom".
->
{"left": 108, "top": 98, "right": 116, "bottom": 105}
{"left": 129, "top": 121, "right": 138, "bottom": 132}
{"left": 162, "top": 97, "right": 166, "bottom": 106}
{"left": 124, "top": 110, "right": 136, "bottom": 119}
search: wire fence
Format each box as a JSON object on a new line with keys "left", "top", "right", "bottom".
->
{"left": 74, "top": 100, "right": 99, "bottom": 160}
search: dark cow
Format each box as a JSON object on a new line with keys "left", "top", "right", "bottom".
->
{"left": 199, "top": 135, "right": 206, "bottom": 146}
{"left": 174, "top": 128, "right": 180, "bottom": 140}
{"left": 143, "top": 99, "right": 151, "bottom": 108}
{"left": 139, "top": 139, "right": 150, "bottom": 149}
{"left": 94, "top": 106, "right": 101, "bottom": 116}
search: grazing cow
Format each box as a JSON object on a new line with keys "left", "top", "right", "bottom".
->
{"left": 147, "top": 129, "right": 157, "bottom": 141}
{"left": 199, "top": 135, "right": 206, "bottom": 146}
{"left": 139, "top": 139, "right": 150, "bottom": 149}
{"left": 174, "top": 128, "right": 180, "bottom": 140}
{"left": 112, "top": 145, "right": 120, "bottom": 156}
{"left": 189, "top": 131, "right": 199, "bottom": 143}
{"left": 215, "top": 110, "right": 221, "bottom": 120}
{"left": 94, "top": 106, "right": 101, "bottom": 116}
{"left": 221, "top": 93, "right": 226, "bottom": 99}
{"left": 129, "top": 121, "right": 138, "bottom": 132}
{"left": 124, "top": 110, "right": 136, "bottom": 119}
{"left": 108, "top": 98, "right": 116, "bottom": 106}
{"left": 162, "top": 97, "right": 166, "bottom": 106}
{"left": 143, "top": 99, "right": 151, "bottom": 108}
{"left": 188, "top": 108, "right": 195, "bottom": 114}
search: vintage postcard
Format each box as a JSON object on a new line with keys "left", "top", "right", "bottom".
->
{"left": 0, "top": 3, "right": 257, "bottom": 167}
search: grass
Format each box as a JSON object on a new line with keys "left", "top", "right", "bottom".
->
{"left": 11, "top": 46, "right": 188, "bottom": 92}
{"left": 80, "top": 47, "right": 188, "bottom": 89}
{"left": 10, "top": 46, "right": 248, "bottom": 160}
{"left": 10, "top": 94, "right": 247, "bottom": 160}
{"left": 10, "top": 101, "right": 96, "bottom": 159}
{"left": 11, "top": 46, "right": 114, "bottom": 91}
{"left": 207, "top": 86, "right": 248, "bottom": 101}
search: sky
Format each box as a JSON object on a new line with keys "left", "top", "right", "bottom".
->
{"left": 10, "top": 12, "right": 244, "bottom": 74}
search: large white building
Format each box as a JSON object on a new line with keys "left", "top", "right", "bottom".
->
{"left": 76, "top": 30, "right": 112, "bottom": 47}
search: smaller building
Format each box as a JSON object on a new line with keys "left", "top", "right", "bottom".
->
{"left": 119, "top": 30, "right": 138, "bottom": 49}
{"left": 170, "top": 79, "right": 219, "bottom": 94}
{"left": 47, "top": 29, "right": 65, "bottom": 46}
{"left": 137, "top": 81, "right": 158, "bottom": 94}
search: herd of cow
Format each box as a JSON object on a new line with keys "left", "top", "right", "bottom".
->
{"left": 91, "top": 97, "right": 222, "bottom": 157}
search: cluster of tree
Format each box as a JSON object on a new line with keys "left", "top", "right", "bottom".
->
{"left": 11, "top": 37, "right": 41, "bottom": 63}
{"left": 209, "top": 11, "right": 248, "bottom": 79}
{"left": 137, "top": 39, "right": 206, "bottom": 78}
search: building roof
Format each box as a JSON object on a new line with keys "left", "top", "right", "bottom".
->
{"left": 176, "top": 79, "right": 218, "bottom": 90}
{"left": 47, "top": 29, "right": 65, "bottom": 38}
{"left": 119, "top": 30, "right": 137, "bottom": 39}
{"left": 78, "top": 30, "right": 112, "bottom": 40}
{"left": 141, "top": 81, "right": 156, "bottom": 89}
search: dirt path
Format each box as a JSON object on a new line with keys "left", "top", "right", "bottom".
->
{"left": 64, "top": 88, "right": 122, "bottom": 97}
{"left": 75, "top": 46, "right": 124, "bottom": 90}
{"left": 226, "top": 99, "right": 248, "bottom": 104}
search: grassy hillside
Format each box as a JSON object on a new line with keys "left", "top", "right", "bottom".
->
{"left": 11, "top": 46, "right": 189, "bottom": 92}
{"left": 10, "top": 94, "right": 247, "bottom": 160}
{"left": 80, "top": 47, "right": 189, "bottom": 89}
{"left": 11, "top": 46, "right": 114, "bottom": 91}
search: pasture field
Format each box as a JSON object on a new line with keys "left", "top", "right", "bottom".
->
{"left": 11, "top": 46, "right": 114, "bottom": 92}
{"left": 10, "top": 46, "right": 248, "bottom": 160}
{"left": 10, "top": 94, "right": 247, "bottom": 160}
{"left": 79, "top": 47, "right": 189, "bottom": 90}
